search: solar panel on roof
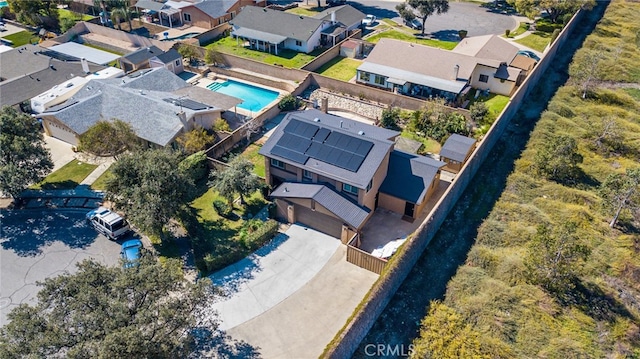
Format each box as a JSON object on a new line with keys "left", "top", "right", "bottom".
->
{"left": 306, "top": 142, "right": 323, "bottom": 157}
{"left": 163, "top": 98, "right": 210, "bottom": 110}
{"left": 284, "top": 119, "right": 318, "bottom": 139}
{"left": 271, "top": 145, "right": 308, "bottom": 164}
{"left": 346, "top": 155, "right": 365, "bottom": 172}
{"left": 313, "top": 128, "right": 331, "bottom": 143}
{"left": 354, "top": 141, "right": 373, "bottom": 157}
{"left": 335, "top": 153, "right": 353, "bottom": 169}
{"left": 278, "top": 133, "right": 311, "bottom": 153}
{"left": 43, "top": 99, "right": 79, "bottom": 112}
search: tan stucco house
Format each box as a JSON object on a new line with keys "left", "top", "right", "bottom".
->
{"left": 259, "top": 109, "right": 446, "bottom": 241}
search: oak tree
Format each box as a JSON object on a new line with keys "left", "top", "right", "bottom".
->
{"left": 208, "top": 156, "right": 264, "bottom": 207}
{"left": 405, "top": 0, "right": 449, "bottom": 36}
{"left": 78, "top": 119, "right": 138, "bottom": 159}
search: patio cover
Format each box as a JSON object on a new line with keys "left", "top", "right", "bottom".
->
{"left": 232, "top": 28, "right": 287, "bottom": 44}
{"left": 134, "top": 0, "right": 165, "bottom": 12}
{"left": 386, "top": 77, "right": 407, "bottom": 86}
{"left": 48, "top": 42, "right": 120, "bottom": 65}
{"left": 358, "top": 61, "right": 467, "bottom": 95}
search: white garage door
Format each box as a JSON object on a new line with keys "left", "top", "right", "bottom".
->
{"left": 46, "top": 120, "right": 77, "bottom": 145}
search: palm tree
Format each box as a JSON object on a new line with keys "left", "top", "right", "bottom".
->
{"left": 111, "top": 7, "right": 124, "bottom": 30}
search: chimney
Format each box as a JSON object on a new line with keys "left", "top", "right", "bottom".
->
{"left": 321, "top": 97, "right": 328, "bottom": 113}
{"left": 340, "top": 120, "right": 343, "bottom": 128}
{"left": 453, "top": 64, "right": 460, "bottom": 80}
{"left": 81, "top": 57, "right": 90, "bottom": 74}
{"left": 331, "top": 11, "right": 336, "bottom": 23}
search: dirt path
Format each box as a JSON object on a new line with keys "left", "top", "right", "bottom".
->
{"left": 350, "top": 3, "right": 610, "bottom": 358}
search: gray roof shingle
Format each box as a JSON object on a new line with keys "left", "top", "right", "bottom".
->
{"left": 153, "top": 48, "right": 181, "bottom": 64}
{"left": 193, "top": 0, "right": 238, "bottom": 18}
{"left": 231, "top": 6, "right": 326, "bottom": 42}
{"left": 270, "top": 182, "right": 370, "bottom": 228}
{"left": 439, "top": 134, "right": 476, "bottom": 162}
{"left": 259, "top": 109, "right": 399, "bottom": 189}
{"left": 379, "top": 150, "right": 445, "bottom": 204}
{"left": 121, "top": 46, "right": 163, "bottom": 65}
{"left": 313, "top": 5, "right": 366, "bottom": 28}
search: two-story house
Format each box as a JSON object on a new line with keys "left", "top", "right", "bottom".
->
{"left": 260, "top": 109, "right": 446, "bottom": 242}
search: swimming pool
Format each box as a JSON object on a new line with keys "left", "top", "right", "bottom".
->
{"left": 207, "top": 80, "right": 279, "bottom": 112}
{"left": 0, "top": 1, "right": 8, "bottom": 7}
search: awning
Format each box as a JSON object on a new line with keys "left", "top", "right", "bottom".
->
{"left": 134, "top": 0, "right": 164, "bottom": 12}
{"left": 387, "top": 77, "right": 406, "bottom": 86}
{"left": 231, "top": 28, "right": 287, "bottom": 44}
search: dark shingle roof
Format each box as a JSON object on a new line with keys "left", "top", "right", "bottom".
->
{"left": 439, "top": 134, "right": 476, "bottom": 162}
{"left": 231, "top": 6, "right": 325, "bottom": 42}
{"left": 313, "top": 5, "right": 366, "bottom": 28}
{"left": 121, "top": 46, "right": 163, "bottom": 65}
{"left": 270, "top": 183, "right": 370, "bottom": 228}
{"left": 259, "top": 109, "right": 399, "bottom": 189}
{"left": 153, "top": 48, "right": 181, "bottom": 64}
{"left": 0, "top": 45, "right": 50, "bottom": 81}
{"left": 379, "top": 150, "right": 445, "bottom": 204}
{"left": 193, "top": 0, "right": 238, "bottom": 18}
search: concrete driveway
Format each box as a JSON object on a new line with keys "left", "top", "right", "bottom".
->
{"left": 208, "top": 224, "right": 379, "bottom": 358}
{"left": 0, "top": 209, "right": 123, "bottom": 325}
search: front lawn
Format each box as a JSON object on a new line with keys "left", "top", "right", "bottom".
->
{"left": 286, "top": 7, "right": 322, "bottom": 16}
{"left": 1, "top": 31, "right": 40, "bottom": 47}
{"left": 314, "top": 56, "right": 361, "bottom": 81}
{"left": 503, "top": 22, "right": 530, "bottom": 38}
{"left": 204, "top": 36, "right": 322, "bottom": 68}
{"left": 31, "top": 159, "right": 97, "bottom": 190}
{"left": 89, "top": 167, "right": 113, "bottom": 190}
{"left": 365, "top": 30, "right": 458, "bottom": 50}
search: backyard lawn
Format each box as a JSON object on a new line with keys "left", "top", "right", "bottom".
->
{"left": 1, "top": 31, "right": 40, "bottom": 47}
{"left": 58, "top": 8, "right": 95, "bottom": 21}
{"left": 365, "top": 30, "right": 458, "bottom": 50}
{"left": 237, "top": 143, "right": 266, "bottom": 178}
{"left": 515, "top": 31, "right": 551, "bottom": 52}
{"left": 400, "top": 130, "right": 442, "bottom": 154}
{"left": 31, "top": 160, "right": 97, "bottom": 190}
{"left": 314, "top": 56, "right": 361, "bottom": 82}
{"left": 204, "top": 36, "right": 321, "bottom": 68}
{"left": 286, "top": 7, "right": 322, "bottom": 16}
{"left": 483, "top": 93, "right": 510, "bottom": 117}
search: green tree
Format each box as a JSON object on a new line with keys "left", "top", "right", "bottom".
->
{"left": 59, "top": 17, "right": 76, "bottom": 33}
{"left": 105, "top": 149, "right": 194, "bottom": 237}
{"left": 469, "top": 102, "right": 489, "bottom": 125}
{"left": 405, "top": 0, "right": 449, "bottom": 36}
{"left": 508, "top": 0, "right": 594, "bottom": 23}
{"left": 533, "top": 134, "right": 583, "bottom": 183}
{"left": 598, "top": 168, "right": 640, "bottom": 228}
{"left": 380, "top": 107, "right": 400, "bottom": 130}
{"left": 569, "top": 48, "right": 603, "bottom": 99}
{"left": 8, "top": 0, "right": 59, "bottom": 27}
{"left": 0, "top": 257, "right": 218, "bottom": 358}
{"left": 110, "top": 6, "right": 124, "bottom": 30}
{"left": 0, "top": 106, "right": 53, "bottom": 198}
{"left": 525, "top": 223, "right": 590, "bottom": 294}
{"left": 176, "top": 127, "right": 215, "bottom": 154}
{"left": 411, "top": 99, "right": 469, "bottom": 143}
{"left": 412, "top": 301, "right": 491, "bottom": 359}
{"left": 178, "top": 44, "right": 199, "bottom": 65}
{"left": 78, "top": 119, "right": 138, "bottom": 159}
{"left": 396, "top": 2, "right": 416, "bottom": 25}
{"left": 204, "top": 48, "right": 224, "bottom": 66}
{"left": 208, "top": 156, "right": 264, "bottom": 207}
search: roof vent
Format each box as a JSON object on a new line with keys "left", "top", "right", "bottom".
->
{"left": 358, "top": 130, "right": 365, "bottom": 135}
{"left": 313, "top": 117, "right": 320, "bottom": 122}
{"left": 284, "top": 187, "right": 289, "bottom": 192}
{"left": 300, "top": 16, "right": 304, "bottom": 19}
{"left": 139, "top": 90, "right": 145, "bottom": 95}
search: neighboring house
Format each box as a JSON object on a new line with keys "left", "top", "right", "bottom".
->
{"left": 149, "top": 48, "right": 183, "bottom": 74}
{"left": 39, "top": 68, "right": 242, "bottom": 147}
{"left": 313, "top": 5, "right": 366, "bottom": 45}
{"left": 119, "top": 46, "right": 180, "bottom": 74}
{"left": 134, "top": 0, "right": 189, "bottom": 28}
{"left": 439, "top": 134, "right": 476, "bottom": 173}
{"left": 453, "top": 34, "right": 536, "bottom": 75}
{"left": 31, "top": 67, "right": 124, "bottom": 114}
{"left": 230, "top": 7, "right": 336, "bottom": 54}
{"left": 0, "top": 44, "right": 104, "bottom": 111}
{"left": 259, "top": 109, "right": 446, "bottom": 241}
{"left": 356, "top": 38, "right": 523, "bottom": 102}
{"left": 180, "top": 0, "right": 266, "bottom": 29}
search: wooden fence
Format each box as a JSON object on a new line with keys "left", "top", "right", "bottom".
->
{"left": 346, "top": 234, "right": 387, "bottom": 275}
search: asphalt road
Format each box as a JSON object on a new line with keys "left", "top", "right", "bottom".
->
{"left": 0, "top": 209, "right": 123, "bottom": 325}
{"left": 351, "top": 1, "right": 517, "bottom": 39}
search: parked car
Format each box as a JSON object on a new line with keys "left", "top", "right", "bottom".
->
{"left": 517, "top": 50, "right": 541, "bottom": 61}
{"left": 405, "top": 18, "right": 422, "bottom": 30}
{"left": 327, "top": 0, "right": 346, "bottom": 6}
{"left": 86, "top": 207, "right": 130, "bottom": 240}
{"left": 120, "top": 239, "right": 143, "bottom": 268}
{"left": 362, "top": 14, "right": 376, "bottom": 27}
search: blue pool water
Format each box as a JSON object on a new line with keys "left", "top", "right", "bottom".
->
{"left": 0, "top": 1, "right": 8, "bottom": 7}
{"left": 207, "top": 80, "right": 279, "bottom": 112}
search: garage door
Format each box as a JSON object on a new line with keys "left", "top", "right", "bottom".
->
{"left": 296, "top": 205, "right": 343, "bottom": 238}
{"left": 45, "top": 120, "right": 77, "bottom": 145}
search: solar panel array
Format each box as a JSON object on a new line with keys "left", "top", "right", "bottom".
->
{"left": 163, "top": 98, "right": 210, "bottom": 111}
{"left": 271, "top": 119, "right": 374, "bottom": 172}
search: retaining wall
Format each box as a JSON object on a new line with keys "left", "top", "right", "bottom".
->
{"left": 300, "top": 29, "right": 362, "bottom": 72}
{"left": 195, "top": 23, "right": 231, "bottom": 46}
{"left": 321, "top": 7, "right": 587, "bottom": 359}
{"left": 53, "top": 21, "right": 173, "bottom": 52}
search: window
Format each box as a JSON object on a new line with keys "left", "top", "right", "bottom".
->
{"left": 374, "top": 75, "right": 385, "bottom": 85}
{"left": 366, "top": 179, "right": 372, "bottom": 192}
{"left": 343, "top": 183, "right": 358, "bottom": 195}
{"left": 303, "top": 170, "right": 312, "bottom": 180}
{"left": 183, "top": 13, "right": 191, "bottom": 22}
{"left": 175, "top": 59, "right": 180, "bottom": 66}
{"left": 271, "top": 159, "right": 285, "bottom": 169}
{"left": 359, "top": 72, "right": 370, "bottom": 82}
{"left": 479, "top": 74, "right": 489, "bottom": 83}
{"left": 295, "top": 40, "right": 302, "bottom": 46}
